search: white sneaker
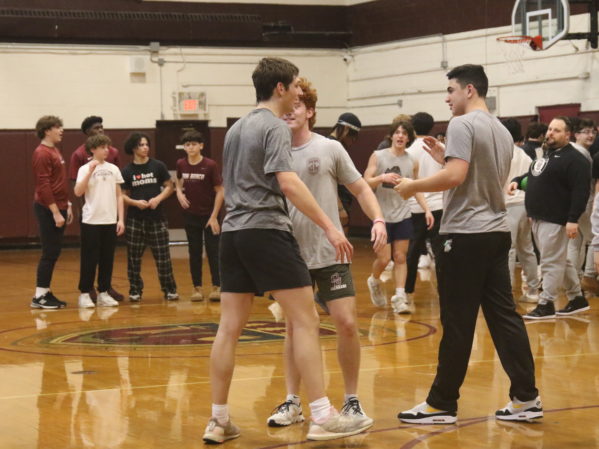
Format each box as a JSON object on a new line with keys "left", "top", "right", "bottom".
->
{"left": 307, "top": 407, "right": 372, "bottom": 441}
{"left": 398, "top": 401, "right": 457, "bottom": 424}
{"left": 391, "top": 292, "right": 414, "bottom": 314}
{"left": 340, "top": 398, "right": 374, "bottom": 428}
{"left": 367, "top": 275, "right": 387, "bottom": 307}
{"left": 268, "top": 302, "right": 284, "bottom": 322}
{"left": 267, "top": 399, "right": 305, "bottom": 427}
{"left": 519, "top": 289, "right": 539, "bottom": 303}
{"left": 495, "top": 396, "right": 543, "bottom": 421}
{"left": 78, "top": 293, "right": 95, "bottom": 309}
{"left": 418, "top": 254, "right": 431, "bottom": 269}
{"left": 190, "top": 287, "right": 204, "bottom": 302}
{"left": 165, "top": 292, "right": 179, "bottom": 301}
{"left": 380, "top": 261, "right": 394, "bottom": 283}
{"left": 97, "top": 292, "right": 119, "bottom": 307}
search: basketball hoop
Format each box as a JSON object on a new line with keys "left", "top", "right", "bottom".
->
{"left": 496, "top": 35, "right": 543, "bottom": 74}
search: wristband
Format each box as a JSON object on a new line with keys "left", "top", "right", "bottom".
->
{"left": 373, "top": 218, "right": 385, "bottom": 226}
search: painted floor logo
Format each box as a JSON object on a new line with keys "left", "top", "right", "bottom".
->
{"left": 47, "top": 320, "right": 338, "bottom": 347}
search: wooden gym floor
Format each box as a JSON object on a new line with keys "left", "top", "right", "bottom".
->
{"left": 0, "top": 238, "right": 598, "bottom": 449}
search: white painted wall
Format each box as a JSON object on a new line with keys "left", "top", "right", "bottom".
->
{"left": 0, "top": 12, "right": 597, "bottom": 130}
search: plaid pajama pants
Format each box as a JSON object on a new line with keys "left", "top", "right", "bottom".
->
{"left": 126, "top": 216, "right": 177, "bottom": 296}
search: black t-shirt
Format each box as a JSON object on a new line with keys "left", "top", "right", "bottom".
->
{"left": 592, "top": 151, "right": 599, "bottom": 180}
{"left": 121, "top": 159, "right": 171, "bottom": 220}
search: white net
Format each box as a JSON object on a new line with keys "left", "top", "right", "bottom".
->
{"left": 497, "top": 36, "right": 535, "bottom": 74}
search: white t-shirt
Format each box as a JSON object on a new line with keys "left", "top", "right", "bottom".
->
{"left": 77, "top": 161, "right": 124, "bottom": 224}
{"left": 406, "top": 137, "right": 444, "bottom": 213}
{"left": 505, "top": 145, "right": 532, "bottom": 206}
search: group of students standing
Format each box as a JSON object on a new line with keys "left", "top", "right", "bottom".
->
{"left": 30, "top": 116, "right": 223, "bottom": 310}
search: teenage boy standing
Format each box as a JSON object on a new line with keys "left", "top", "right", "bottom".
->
{"left": 175, "top": 130, "right": 223, "bottom": 302}
{"left": 31, "top": 115, "right": 73, "bottom": 309}
{"left": 203, "top": 58, "right": 371, "bottom": 444}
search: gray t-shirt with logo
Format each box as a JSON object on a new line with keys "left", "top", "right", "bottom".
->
{"left": 440, "top": 110, "right": 512, "bottom": 234}
{"left": 289, "top": 133, "right": 361, "bottom": 269}
{"left": 374, "top": 148, "right": 414, "bottom": 223}
{"left": 221, "top": 108, "right": 294, "bottom": 233}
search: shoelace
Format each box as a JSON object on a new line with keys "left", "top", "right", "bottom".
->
{"left": 341, "top": 398, "right": 363, "bottom": 416}
{"left": 270, "top": 400, "right": 295, "bottom": 415}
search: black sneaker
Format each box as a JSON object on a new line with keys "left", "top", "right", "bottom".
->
{"left": 31, "top": 292, "right": 66, "bottom": 309}
{"left": 557, "top": 296, "right": 590, "bottom": 316}
{"left": 523, "top": 302, "right": 555, "bottom": 320}
{"left": 47, "top": 291, "right": 67, "bottom": 307}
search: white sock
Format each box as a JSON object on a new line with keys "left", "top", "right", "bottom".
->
{"left": 344, "top": 393, "right": 357, "bottom": 402}
{"left": 35, "top": 287, "right": 49, "bottom": 298}
{"left": 309, "top": 397, "right": 332, "bottom": 424}
{"left": 212, "top": 404, "right": 229, "bottom": 425}
{"left": 395, "top": 288, "right": 405, "bottom": 296}
{"left": 286, "top": 394, "right": 300, "bottom": 405}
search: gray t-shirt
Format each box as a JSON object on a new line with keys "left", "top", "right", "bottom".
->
{"left": 374, "top": 148, "right": 414, "bottom": 223}
{"left": 440, "top": 110, "right": 512, "bottom": 234}
{"left": 221, "top": 108, "right": 294, "bottom": 232}
{"left": 289, "top": 133, "right": 361, "bottom": 269}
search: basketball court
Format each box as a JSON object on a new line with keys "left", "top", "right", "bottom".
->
{"left": 2, "top": 0, "right": 599, "bottom": 448}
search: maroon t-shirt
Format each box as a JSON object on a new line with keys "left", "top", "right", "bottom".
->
{"left": 32, "top": 144, "right": 69, "bottom": 209}
{"left": 69, "top": 144, "right": 121, "bottom": 181}
{"left": 176, "top": 157, "right": 222, "bottom": 217}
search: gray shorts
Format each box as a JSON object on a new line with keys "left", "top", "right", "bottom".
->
{"left": 309, "top": 264, "right": 355, "bottom": 302}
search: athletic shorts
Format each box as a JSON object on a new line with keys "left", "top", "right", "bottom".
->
{"left": 220, "top": 229, "right": 312, "bottom": 296}
{"left": 386, "top": 218, "right": 413, "bottom": 243}
{"left": 309, "top": 264, "right": 355, "bottom": 302}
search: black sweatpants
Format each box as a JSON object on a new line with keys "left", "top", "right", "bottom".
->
{"left": 79, "top": 223, "right": 117, "bottom": 293}
{"left": 34, "top": 202, "right": 67, "bottom": 288}
{"left": 184, "top": 214, "right": 220, "bottom": 287}
{"left": 426, "top": 232, "right": 538, "bottom": 411}
{"left": 405, "top": 209, "right": 443, "bottom": 294}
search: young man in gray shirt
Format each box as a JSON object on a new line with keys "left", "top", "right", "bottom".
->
{"left": 266, "top": 77, "right": 386, "bottom": 429}
{"left": 203, "top": 58, "right": 372, "bottom": 444}
{"left": 395, "top": 64, "right": 541, "bottom": 424}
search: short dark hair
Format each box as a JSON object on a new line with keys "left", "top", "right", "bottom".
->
{"left": 446, "top": 64, "right": 488, "bottom": 98}
{"left": 412, "top": 112, "right": 434, "bottom": 135}
{"left": 124, "top": 132, "right": 151, "bottom": 155}
{"left": 390, "top": 119, "right": 417, "bottom": 148}
{"left": 501, "top": 118, "right": 522, "bottom": 142}
{"left": 526, "top": 122, "right": 547, "bottom": 140}
{"left": 252, "top": 57, "right": 299, "bottom": 103}
{"left": 85, "top": 134, "right": 112, "bottom": 155}
{"left": 180, "top": 130, "right": 205, "bottom": 144}
{"left": 576, "top": 117, "right": 597, "bottom": 132}
{"left": 35, "top": 115, "right": 63, "bottom": 139}
{"left": 81, "top": 115, "right": 103, "bottom": 134}
{"left": 553, "top": 116, "right": 572, "bottom": 132}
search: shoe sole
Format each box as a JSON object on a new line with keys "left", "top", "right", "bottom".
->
{"left": 495, "top": 410, "right": 543, "bottom": 422}
{"left": 523, "top": 314, "right": 556, "bottom": 320}
{"left": 307, "top": 422, "right": 373, "bottom": 441}
{"left": 30, "top": 303, "right": 62, "bottom": 309}
{"left": 556, "top": 306, "right": 590, "bottom": 316}
{"left": 202, "top": 432, "right": 240, "bottom": 444}
{"left": 398, "top": 414, "right": 457, "bottom": 425}
{"left": 267, "top": 416, "right": 305, "bottom": 427}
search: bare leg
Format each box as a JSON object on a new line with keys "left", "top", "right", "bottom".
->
{"left": 372, "top": 244, "right": 391, "bottom": 279}
{"left": 273, "top": 286, "right": 326, "bottom": 403}
{"left": 209, "top": 292, "right": 254, "bottom": 404}
{"left": 392, "top": 240, "right": 409, "bottom": 289}
{"left": 328, "top": 297, "right": 360, "bottom": 394}
{"left": 283, "top": 319, "right": 302, "bottom": 395}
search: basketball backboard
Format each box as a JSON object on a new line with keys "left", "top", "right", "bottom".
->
{"left": 512, "top": 0, "right": 570, "bottom": 50}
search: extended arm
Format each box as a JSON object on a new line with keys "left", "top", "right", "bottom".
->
{"left": 345, "top": 177, "right": 387, "bottom": 252}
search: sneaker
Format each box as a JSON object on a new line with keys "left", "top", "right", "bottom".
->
{"left": 129, "top": 294, "right": 141, "bottom": 302}
{"left": 581, "top": 275, "right": 599, "bottom": 296}
{"left": 267, "top": 400, "right": 305, "bottom": 427}
{"left": 391, "top": 293, "right": 414, "bottom": 314}
{"left": 47, "top": 291, "right": 67, "bottom": 307}
{"left": 31, "top": 292, "right": 66, "bottom": 309}
{"left": 367, "top": 275, "right": 387, "bottom": 307}
{"left": 208, "top": 286, "right": 221, "bottom": 302}
{"left": 307, "top": 407, "right": 372, "bottom": 441}
{"left": 380, "top": 261, "right": 394, "bottom": 283}
{"left": 518, "top": 289, "right": 539, "bottom": 303}
{"left": 523, "top": 302, "right": 555, "bottom": 320}
{"left": 418, "top": 254, "right": 431, "bottom": 269}
{"left": 202, "top": 417, "right": 240, "bottom": 444}
{"left": 107, "top": 287, "right": 124, "bottom": 302}
{"left": 556, "top": 295, "right": 590, "bottom": 316}
{"left": 165, "top": 292, "right": 179, "bottom": 301}
{"left": 495, "top": 396, "right": 543, "bottom": 421}
{"left": 268, "top": 301, "right": 284, "bottom": 322}
{"left": 78, "top": 293, "right": 95, "bottom": 309}
{"left": 398, "top": 401, "right": 457, "bottom": 424}
{"left": 340, "top": 397, "right": 374, "bottom": 428}
{"left": 97, "top": 292, "right": 119, "bottom": 307}
{"left": 191, "top": 287, "right": 204, "bottom": 302}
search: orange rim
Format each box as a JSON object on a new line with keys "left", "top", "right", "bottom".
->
{"left": 497, "top": 35, "right": 543, "bottom": 50}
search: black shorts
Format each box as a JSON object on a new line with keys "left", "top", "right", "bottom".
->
{"left": 386, "top": 217, "right": 413, "bottom": 243}
{"left": 219, "top": 229, "right": 312, "bottom": 296}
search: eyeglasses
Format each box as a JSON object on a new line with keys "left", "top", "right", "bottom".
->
{"left": 577, "top": 128, "right": 597, "bottom": 135}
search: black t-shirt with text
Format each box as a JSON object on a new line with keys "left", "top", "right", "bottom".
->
{"left": 121, "top": 159, "right": 171, "bottom": 220}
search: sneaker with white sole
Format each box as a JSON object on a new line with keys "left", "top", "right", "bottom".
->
{"left": 78, "top": 293, "right": 95, "bottom": 309}
{"left": 523, "top": 301, "right": 555, "bottom": 320}
{"left": 367, "top": 275, "right": 387, "bottom": 307}
{"left": 398, "top": 401, "right": 457, "bottom": 424}
{"left": 165, "top": 292, "right": 179, "bottom": 301}
{"left": 418, "top": 254, "right": 431, "bottom": 269}
{"left": 208, "top": 286, "right": 221, "bottom": 302}
{"left": 340, "top": 397, "right": 374, "bottom": 428}
{"left": 97, "top": 291, "right": 119, "bottom": 307}
{"left": 518, "top": 289, "right": 539, "bottom": 303}
{"left": 129, "top": 294, "right": 141, "bottom": 302}
{"left": 191, "top": 287, "right": 204, "bottom": 302}
{"left": 267, "top": 400, "right": 305, "bottom": 427}
{"left": 307, "top": 407, "right": 372, "bottom": 441}
{"left": 202, "top": 417, "right": 240, "bottom": 444}
{"left": 495, "top": 396, "right": 543, "bottom": 421}
{"left": 391, "top": 292, "right": 414, "bottom": 314}
{"left": 31, "top": 292, "right": 66, "bottom": 309}
{"left": 556, "top": 295, "right": 590, "bottom": 316}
